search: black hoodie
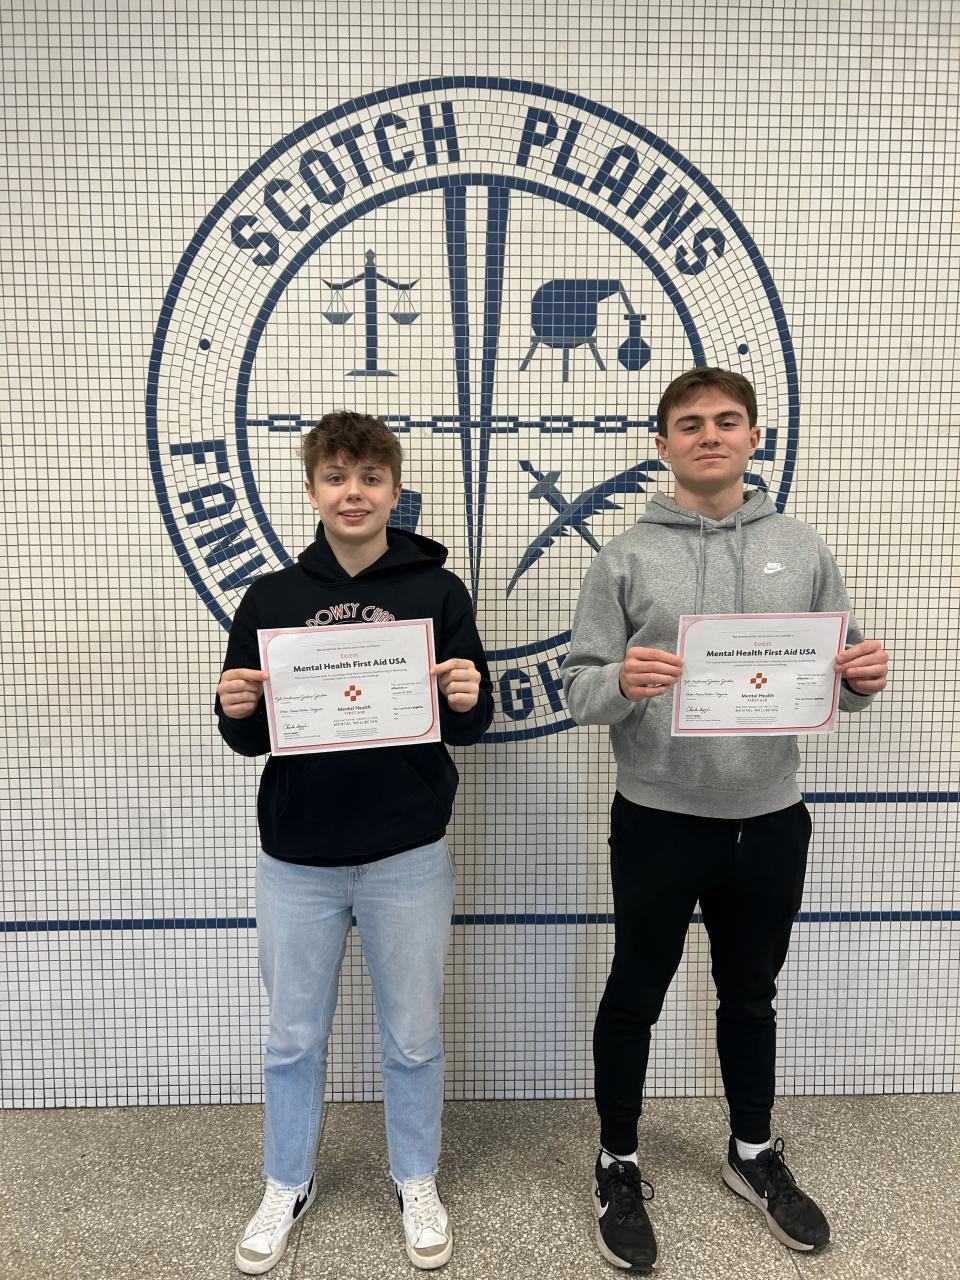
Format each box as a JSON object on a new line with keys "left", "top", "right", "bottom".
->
{"left": 216, "top": 525, "right": 493, "bottom": 865}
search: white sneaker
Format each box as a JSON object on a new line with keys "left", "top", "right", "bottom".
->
{"left": 235, "top": 1173, "right": 316, "bottom": 1274}
{"left": 396, "top": 1174, "right": 453, "bottom": 1269}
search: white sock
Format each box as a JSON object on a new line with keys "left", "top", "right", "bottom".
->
{"left": 600, "top": 1147, "right": 639, "bottom": 1169}
{"left": 735, "top": 1137, "right": 771, "bottom": 1162}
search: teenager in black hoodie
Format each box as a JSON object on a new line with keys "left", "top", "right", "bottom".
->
{"left": 216, "top": 413, "right": 492, "bottom": 1273}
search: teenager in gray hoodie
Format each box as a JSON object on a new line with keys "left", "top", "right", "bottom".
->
{"left": 562, "top": 368, "right": 888, "bottom": 1274}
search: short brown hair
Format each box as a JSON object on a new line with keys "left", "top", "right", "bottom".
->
{"left": 657, "top": 368, "right": 758, "bottom": 435}
{"left": 301, "top": 411, "right": 403, "bottom": 484}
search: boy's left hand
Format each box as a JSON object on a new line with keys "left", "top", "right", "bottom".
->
{"left": 835, "top": 639, "right": 889, "bottom": 694}
{"left": 431, "top": 658, "right": 481, "bottom": 712}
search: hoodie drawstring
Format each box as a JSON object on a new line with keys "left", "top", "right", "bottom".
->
{"left": 693, "top": 510, "right": 745, "bottom": 613}
{"left": 694, "top": 516, "right": 706, "bottom": 613}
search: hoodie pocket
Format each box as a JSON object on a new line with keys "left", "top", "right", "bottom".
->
{"left": 257, "top": 746, "right": 456, "bottom": 861}
{"left": 394, "top": 744, "right": 458, "bottom": 817}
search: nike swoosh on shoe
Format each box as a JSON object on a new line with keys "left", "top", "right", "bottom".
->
{"left": 293, "top": 1176, "right": 315, "bottom": 1219}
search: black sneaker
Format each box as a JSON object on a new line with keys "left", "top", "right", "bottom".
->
{"left": 593, "top": 1154, "right": 657, "bottom": 1273}
{"left": 722, "top": 1136, "right": 830, "bottom": 1252}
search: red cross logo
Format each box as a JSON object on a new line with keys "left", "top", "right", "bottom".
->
{"left": 750, "top": 672, "right": 767, "bottom": 688}
{"left": 344, "top": 684, "right": 362, "bottom": 701}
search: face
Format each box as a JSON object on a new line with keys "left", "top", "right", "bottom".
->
{"left": 305, "top": 454, "right": 401, "bottom": 552}
{"left": 656, "top": 388, "right": 761, "bottom": 494}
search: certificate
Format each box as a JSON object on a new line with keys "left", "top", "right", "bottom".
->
{"left": 258, "top": 619, "right": 441, "bottom": 755}
{"left": 672, "top": 612, "right": 849, "bottom": 737}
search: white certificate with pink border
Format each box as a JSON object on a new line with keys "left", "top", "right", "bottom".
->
{"left": 672, "top": 612, "right": 849, "bottom": 737}
{"left": 258, "top": 619, "right": 440, "bottom": 755}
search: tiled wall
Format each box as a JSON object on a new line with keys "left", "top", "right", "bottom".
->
{"left": 2, "top": 2, "right": 957, "bottom": 1106}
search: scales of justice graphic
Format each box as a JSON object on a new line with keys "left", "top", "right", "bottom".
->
{"left": 321, "top": 249, "right": 420, "bottom": 377}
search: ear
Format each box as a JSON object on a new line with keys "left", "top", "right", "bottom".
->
{"left": 305, "top": 478, "right": 318, "bottom": 510}
{"left": 392, "top": 480, "right": 402, "bottom": 509}
{"left": 655, "top": 433, "right": 670, "bottom": 463}
{"left": 749, "top": 425, "right": 762, "bottom": 454}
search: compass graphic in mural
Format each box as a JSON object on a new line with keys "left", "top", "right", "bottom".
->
{"left": 148, "top": 79, "right": 797, "bottom": 741}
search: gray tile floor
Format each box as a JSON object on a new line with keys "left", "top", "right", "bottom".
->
{"left": 3, "top": 1094, "right": 959, "bottom": 1280}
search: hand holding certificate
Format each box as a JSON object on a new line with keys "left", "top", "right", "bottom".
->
{"left": 258, "top": 619, "right": 441, "bottom": 755}
{"left": 672, "top": 612, "right": 849, "bottom": 736}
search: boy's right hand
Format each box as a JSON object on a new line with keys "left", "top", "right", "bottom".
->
{"left": 619, "top": 647, "right": 683, "bottom": 701}
{"left": 217, "top": 668, "right": 269, "bottom": 718}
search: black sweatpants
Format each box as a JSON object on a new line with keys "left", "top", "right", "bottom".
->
{"left": 594, "top": 793, "right": 812, "bottom": 1153}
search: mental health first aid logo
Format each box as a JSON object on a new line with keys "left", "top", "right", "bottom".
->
{"left": 147, "top": 78, "right": 797, "bottom": 742}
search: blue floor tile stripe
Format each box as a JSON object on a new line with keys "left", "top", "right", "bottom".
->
{"left": 3, "top": 909, "right": 959, "bottom": 933}
{"left": 803, "top": 792, "right": 959, "bottom": 803}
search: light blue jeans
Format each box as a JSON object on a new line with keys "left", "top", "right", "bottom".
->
{"left": 255, "top": 837, "right": 456, "bottom": 1186}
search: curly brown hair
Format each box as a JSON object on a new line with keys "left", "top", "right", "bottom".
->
{"left": 301, "top": 412, "right": 403, "bottom": 483}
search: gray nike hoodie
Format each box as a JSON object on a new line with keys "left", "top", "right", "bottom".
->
{"left": 561, "top": 491, "right": 875, "bottom": 818}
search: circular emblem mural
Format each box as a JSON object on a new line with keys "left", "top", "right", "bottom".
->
{"left": 148, "top": 77, "right": 797, "bottom": 741}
